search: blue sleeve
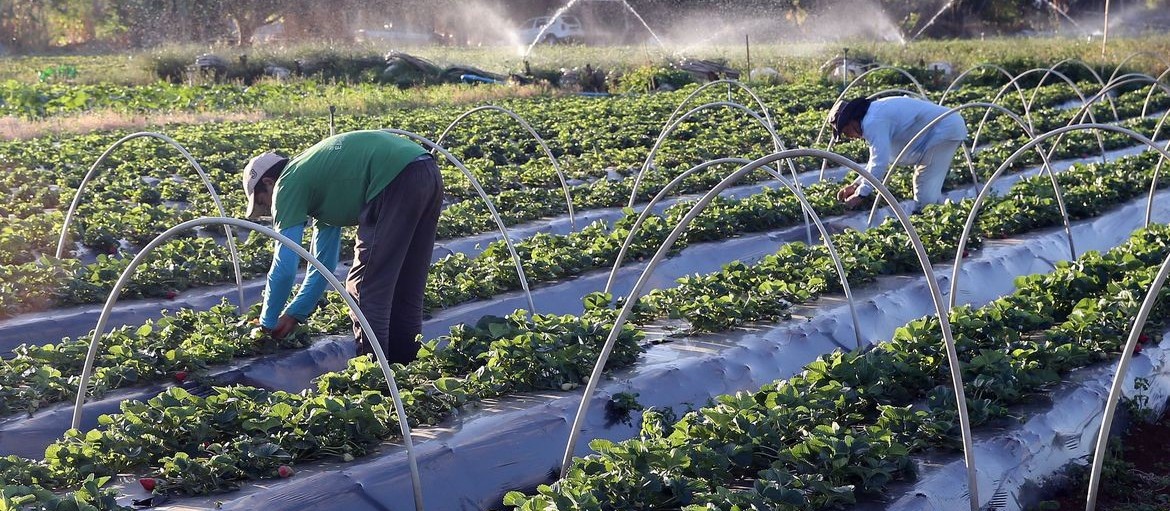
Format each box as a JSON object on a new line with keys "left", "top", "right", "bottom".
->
{"left": 284, "top": 224, "right": 342, "bottom": 321}
{"left": 261, "top": 223, "right": 306, "bottom": 329}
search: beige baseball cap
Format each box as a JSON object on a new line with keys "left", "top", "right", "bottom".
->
{"left": 242, "top": 151, "right": 288, "bottom": 218}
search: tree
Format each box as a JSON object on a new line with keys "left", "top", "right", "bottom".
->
{"left": 221, "top": 0, "right": 281, "bottom": 46}
{"left": 0, "top": 0, "right": 50, "bottom": 51}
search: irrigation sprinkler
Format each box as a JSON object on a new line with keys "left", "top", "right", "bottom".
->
{"left": 380, "top": 128, "right": 537, "bottom": 315}
{"left": 328, "top": 105, "right": 336, "bottom": 137}
{"left": 1085, "top": 242, "right": 1170, "bottom": 510}
{"left": 563, "top": 148, "right": 983, "bottom": 511}
{"left": 627, "top": 100, "right": 812, "bottom": 244}
{"left": 842, "top": 48, "right": 849, "bottom": 89}
{"left": 865, "top": 103, "right": 1076, "bottom": 273}
{"left": 55, "top": 131, "right": 245, "bottom": 309}
{"left": 69, "top": 217, "right": 426, "bottom": 511}
{"left": 950, "top": 124, "right": 1170, "bottom": 312}
{"left": 435, "top": 105, "right": 577, "bottom": 231}
{"left": 602, "top": 156, "right": 864, "bottom": 349}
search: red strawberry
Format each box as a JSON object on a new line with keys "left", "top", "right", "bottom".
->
{"left": 1134, "top": 343, "right": 1144, "bottom": 356}
{"left": 1139, "top": 334, "right": 1150, "bottom": 344}
{"left": 106, "top": 245, "right": 118, "bottom": 255}
{"left": 962, "top": 250, "right": 970, "bottom": 258}
{"left": 278, "top": 465, "right": 294, "bottom": 478}
{"left": 165, "top": 290, "right": 178, "bottom": 300}
{"left": 174, "top": 371, "right": 188, "bottom": 382}
{"left": 139, "top": 477, "right": 157, "bottom": 492}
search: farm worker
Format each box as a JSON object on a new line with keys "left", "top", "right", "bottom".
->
{"left": 242, "top": 130, "right": 444, "bottom": 364}
{"left": 828, "top": 96, "right": 968, "bottom": 210}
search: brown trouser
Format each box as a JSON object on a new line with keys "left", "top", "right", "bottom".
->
{"left": 348, "top": 156, "right": 443, "bottom": 364}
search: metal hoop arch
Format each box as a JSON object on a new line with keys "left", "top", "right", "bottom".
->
{"left": 939, "top": 63, "right": 1033, "bottom": 127}
{"left": 1058, "top": 75, "right": 1170, "bottom": 229}
{"left": 864, "top": 102, "right": 1076, "bottom": 272}
{"left": 949, "top": 124, "right": 1170, "bottom": 310}
{"left": 562, "top": 148, "right": 981, "bottom": 511}
{"left": 1038, "top": 58, "right": 1117, "bottom": 121}
{"left": 54, "top": 131, "right": 245, "bottom": 308}
{"left": 1086, "top": 247, "right": 1170, "bottom": 510}
{"left": 628, "top": 101, "right": 790, "bottom": 209}
{"left": 602, "top": 156, "right": 864, "bottom": 349}
{"left": 1065, "top": 74, "right": 1170, "bottom": 129}
{"left": 381, "top": 128, "right": 536, "bottom": 314}
{"left": 664, "top": 80, "right": 777, "bottom": 136}
{"left": 1141, "top": 68, "right": 1170, "bottom": 118}
{"left": 868, "top": 87, "right": 928, "bottom": 100}
{"left": 972, "top": 68, "right": 1104, "bottom": 157}
{"left": 1145, "top": 108, "right": 1170, "bottom": 227}
{"left": 1105, "top": 51, "right": 1170, "bottom": 88}
{"left": 628, "top": 101, "right": 812, "bottom": 244}
{"left": 70, "top": 217, "right": 427, "bottom": 510}
{"left": 434, "top": 105, "right": 577, "bottom": 231}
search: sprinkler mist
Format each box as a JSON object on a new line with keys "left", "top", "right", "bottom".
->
{"left": 522, "top": 0, "right": 582, "bottom": 58}
{"left": 909, "top": 0, "right": 957, "bottom": 41}
{"left": 522, "top": 0, "right": 667, "bottom": 59}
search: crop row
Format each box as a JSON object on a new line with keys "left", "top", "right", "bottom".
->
{"left": 504, "top": 222, "right": 1170, "bottom": 510}
{"left": 0, "top": 135, "right": 1165, "bottom": 509}
{"left": 3, "top": 142, "right": 1167, "bottom": 421}
{"left": 0, "top": 79, "right": 1110, "bottom": 245}
{"left": 0, "top": 86, "right": 1156, "bottom": 318}
{"left": 5, "top": 194, "right": 1168, "bottom": 509}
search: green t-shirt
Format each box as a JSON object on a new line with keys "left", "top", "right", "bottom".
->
{"left": 272, "top": 130, "right": 427, "bottom": 230}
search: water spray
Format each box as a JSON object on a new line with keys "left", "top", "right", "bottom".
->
{"left": 616, "top": 0, "right": 667, "bottom": 51}
{"left": 909, "top": 0, "right": 957, "bottom": 42}
{"left": 1039, "top": 0, "right": 1083, "bottom": 30}
{"left": 523, "top": 0, "right": 581, "bottom": 59}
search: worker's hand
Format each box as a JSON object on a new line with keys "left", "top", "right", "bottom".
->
{"left": 272, "top": 315, "right": 300, "bottom": 339}
{"left": 842, "top": 193, "right": 865, "bottom": 210}
{"left": 837, "top": 183, "right": 858, "bottom": 202}
{"left": 838, "top": 183, "right": 866, "bottom": 209}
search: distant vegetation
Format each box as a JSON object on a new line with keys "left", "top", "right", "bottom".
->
{"left": 1, "top": 0, "right": 1168, "bottom": 54}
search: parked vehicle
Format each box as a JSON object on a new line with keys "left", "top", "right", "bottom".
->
{"left": 517, "top": 15, "right": 585, "bottom": 44}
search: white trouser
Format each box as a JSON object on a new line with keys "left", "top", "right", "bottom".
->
{"left": 912, "top": 138, "right": 964, "bottom": 205}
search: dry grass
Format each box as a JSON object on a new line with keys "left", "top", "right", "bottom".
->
{"left": 0, "top": 110, "right": 267, "bottom": 141}
{"left": 253, "top": 81, "right": 563, "bottom": 117}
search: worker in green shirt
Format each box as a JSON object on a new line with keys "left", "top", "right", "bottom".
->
{"left": 242, "top": 130, "right": 444, "bottom": 364}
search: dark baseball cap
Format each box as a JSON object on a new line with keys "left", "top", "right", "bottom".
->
{"left": 827, "top": 97, "right": 871, "bottom": 141}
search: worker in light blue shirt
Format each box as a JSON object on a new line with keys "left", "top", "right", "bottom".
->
{"left": 828, "top": 96, "right": 968, "bottom": 210}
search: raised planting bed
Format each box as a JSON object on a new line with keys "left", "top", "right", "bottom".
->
{"left": 98, "top": 175, "right": 1170, "bottom": 510}
{"left": 2, "top": 140, "right": 1161, "bottom": 427}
